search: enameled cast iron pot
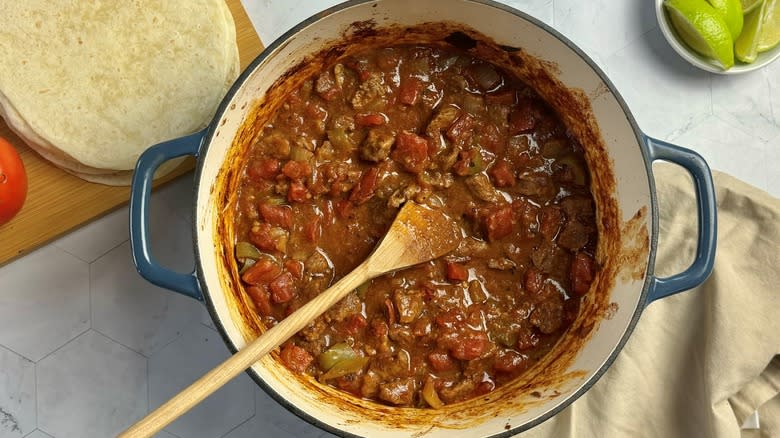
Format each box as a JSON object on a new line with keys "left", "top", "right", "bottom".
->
{"left": 129, "top": 1, "right": 717, "bottom": 436}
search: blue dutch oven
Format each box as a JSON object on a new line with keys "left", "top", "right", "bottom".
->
{"left": 129, "top": 1, "right": 716, "bottom": 436}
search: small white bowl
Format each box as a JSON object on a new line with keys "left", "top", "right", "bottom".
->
{"left": 655, "top": 0, "right": 780, "bottom": 74}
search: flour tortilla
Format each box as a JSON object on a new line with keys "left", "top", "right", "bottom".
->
{"left": 0, "top": 0, "right": 239, "bottom": 185}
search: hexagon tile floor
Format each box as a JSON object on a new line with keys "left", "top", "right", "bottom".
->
{"left": 0, "top": 176, "right": 334, "bottom": 438}
{"left": 1, "top": 1, "right": 778, "bottom": 437}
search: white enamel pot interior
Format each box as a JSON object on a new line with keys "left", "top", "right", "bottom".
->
{"left": 129, "top": 0, "right": 717, "bottom": 436}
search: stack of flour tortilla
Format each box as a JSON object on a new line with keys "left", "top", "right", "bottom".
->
{"left": 0, "top": 0, "right": 240, "bottom": 185}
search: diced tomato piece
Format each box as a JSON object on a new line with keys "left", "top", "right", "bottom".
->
{"left": 284, "top": 259, "right": 304, "bottom": 279}
{"left": 450, "top": 330, "right": 490, "bottom": 361}
{"left": 354, "top": 113, "right": 386, "bottom": 126}
{"left": 445, "top": 113, "right": 475, "bottom": 144}
{"left": 280, "top": 344, "right": 313, "bottom": 373}
{"left": 346, "top": 60, "right": 372, "bottom": 81}
{"left": 508, "top": 100, "right": 537, "bottom": 135}
{"left": 488, "top": 160, "right": 515, "bottom": 187}
{"left": 270, "top": 272, "right": 296, "bottom": 303}
{"left": 391, "top": 131, "right": 429, "bottom": 174}
{"left": 484, "top": 205, "right": 514, "bottom": 241}
{"left": 288, "top": 181, "right": 310, "bottom": 203}
{"left": 248, "top": 223, "right": 273, "bottom": 252}
{"left": 247, "top": 158, "right": 280, "bottom": 181}
{"left": 399, "top": 77, "right": 423, "bottom": 105}
{"left": 524, "top": 267, "right": 545, "bottom": 295}
{"left": 303, "top": 216, "right": 321, "bottom": 243}
{"left": 494, "top": 350, "right": 529, "bottom": 374}
{"left": 245, "top": 285, "right": 272, "bottom": 316}
{"left": 571, "top": 252, "right": 596, "bottom": 296}
{"left": 446, "top": 262, "right": 469, "bottom": 282}
{"left": 242, "top": 258, "right": 282, "bottom": 285}
{"left": 335, "top": 199, "right": 353, "bottom": 219}
{"left": 428, "top": 351, "right": 455, "bottom": 371}
{"left": 342, "top": 314, "right": 368, "bottom": 335}
{"left": 259, "top": 203, "right": 292, "bottom": 229}
{"left": 349, "top": 167, "right": 379, "bottom": 205}
{"left": 281, "top": 160, "right": 312, "bottom": 181}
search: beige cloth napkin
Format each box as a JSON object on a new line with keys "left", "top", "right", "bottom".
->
{"left": 521, "top": 163, "right": 780, "bottom": 438}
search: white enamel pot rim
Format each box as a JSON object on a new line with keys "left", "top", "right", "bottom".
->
{"left": 129, "top": 0, "right": 717, "bottom": 436}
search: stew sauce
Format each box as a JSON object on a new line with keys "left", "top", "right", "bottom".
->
{"left": 234, "top": 44, "right": 598, "bottom": 408}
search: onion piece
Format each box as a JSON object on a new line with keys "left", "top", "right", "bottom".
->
{"left": 422, "top": 379, "right": 444, "bottom": 408}
{"left": 235, "top": 241, "right": 263, "bottom": 260}
{"left": 318, "top": 357, "right": 369, "bottom": 382}
{"left": 469, "top": 63, "right": 501, "bottom": 91}
{"left": 238, "top": 258, "right": 256, "bottom": 275}
{"left": 318, "top": 342, "right": 358, "bottom": 371}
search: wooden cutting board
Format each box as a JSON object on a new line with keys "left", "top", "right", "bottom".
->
{"left": 0, "top": 0, "right": 264, "bottom": 266}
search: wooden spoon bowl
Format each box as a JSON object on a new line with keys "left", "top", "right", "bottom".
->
{"left": 119, "top": 202, "right": 462, "bottom": 438}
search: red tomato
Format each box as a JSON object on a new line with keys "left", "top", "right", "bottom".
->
{"left": 0, "top": 137, "right": 27, "bottom": 226}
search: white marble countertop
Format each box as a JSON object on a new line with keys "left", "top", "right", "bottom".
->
{"left": 0, "top": 2, "right": 775, "bottom": 438}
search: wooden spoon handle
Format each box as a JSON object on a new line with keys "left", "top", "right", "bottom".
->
{"left": 118, "top": 263, "right": 370, "bottom": 438}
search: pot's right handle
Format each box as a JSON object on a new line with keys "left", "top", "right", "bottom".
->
{"left": 644, "top": 135, "right": 717, "bottom": 304}
{"left": 129, "top": 130, "right": 205, "bottom": 301}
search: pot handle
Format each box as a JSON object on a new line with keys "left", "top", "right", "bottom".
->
{"left": 644, "top": 135, "right": 717, "bottom": 304}
{"left": 129, "top": 130, "right": 205, "bottom": 301}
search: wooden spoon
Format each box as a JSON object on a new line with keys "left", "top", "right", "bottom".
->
{"left": 119, "top": 202, "right": 462, "bottom": 438}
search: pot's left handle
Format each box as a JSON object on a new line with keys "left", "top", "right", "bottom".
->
{"left": 129, "top": 130, "right": 205, "bottom": 301}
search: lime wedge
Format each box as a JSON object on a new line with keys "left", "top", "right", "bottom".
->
{"left": 664, "top": 0, "right": 736, "bottom": 68}
{"left": 736, "top": 0, "right": 767, "bottom": 62}
{"left": 741, "top": 0, "right": 764, "bottom": 13}
{"left": 708, "top": 0, "right": 744, "bottom": 38}
{"left": 757, "top": 0, "right": 780, "bottom": 51}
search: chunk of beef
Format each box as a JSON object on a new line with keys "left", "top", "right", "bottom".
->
{"left": 351, "top": 74, "right": 386, "bottom": 110}
{"left": 530, "top": 296, "right": 564, "bottom": 334}
{"left": 439, "top": 378, "right": 477, "bottom": 404}
{"left": 425, "top": 105, "right": 460, "bottom": 151}
{"left": 393, "top": 289, "right": 424, "bottom": 323}
{"left": 315, "top": 70, "right": 339, "bottom": 101}
{"left": 378, "top": 377, "right": 416, "bottom": 406}
{"left": 325, "top": 291, "right": 362, "bottom": 323}
{"left": 465, "top": 173, "right": 502, "bottom": 203}
{"left": 531, "top": 241, "right": 571, "bottom": 281}
{"left": 387, "top": 183, "right": 421, "bottom": 208}
{"left": 360, "top": 370, "right": 382, "bottom": 398}
{"left": 361, "top": 128, "right": 396, "bottom": 162}
{"left": 487, "top": 258, "right": 515, "bottom": 270}
{"left": 279, "top": 344, "right": 313, "bottom": 373}
{"left": 516, "top": 173, "right": 557, "bottom": 201}
{"left": 557, "top": 219, "right": 592, "bottom": 251}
